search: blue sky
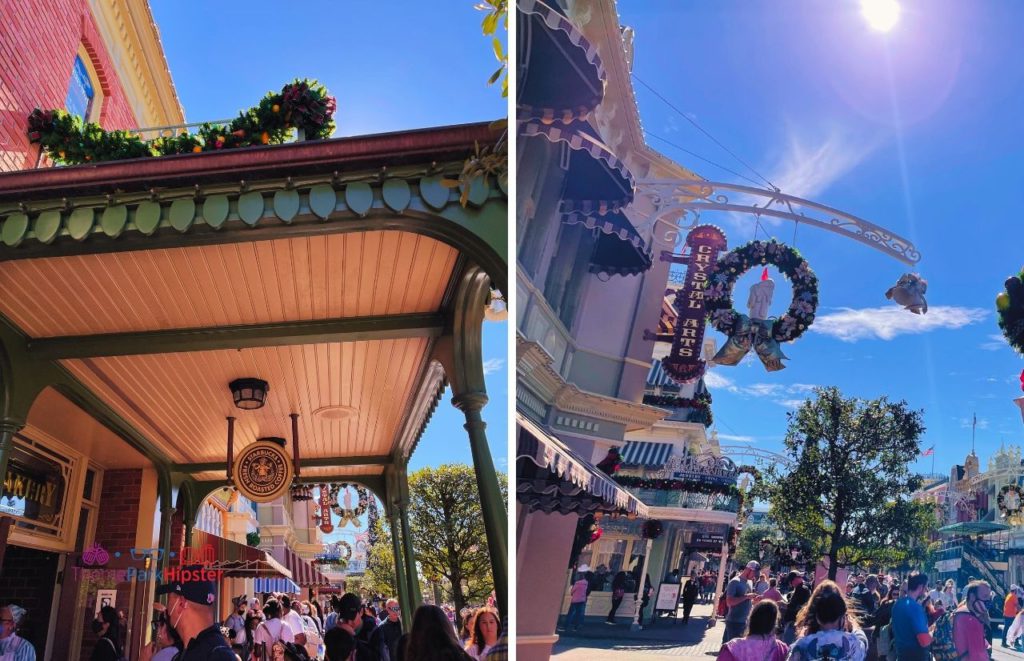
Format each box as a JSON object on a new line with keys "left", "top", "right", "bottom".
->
{"left": 619, "top": 1, "right": 1024, "bottom": 477}
{"left": 148, "top": 1, "right": 509, "bottom": 508}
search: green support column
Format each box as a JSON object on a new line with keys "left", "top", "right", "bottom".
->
{"left": 389, "top": 510, "right": 412, "bottom": 629}
{"left": 452, "top": 392, "right": 508, "bottom": 619}
{"left": 157, "top": 471, "right": 174, "bottom": 573}
{"left": 397, "top": 468, "right": 423, "bottom": 609}
{"left": 0, "top": 421, "right": 24, "bottom": 490}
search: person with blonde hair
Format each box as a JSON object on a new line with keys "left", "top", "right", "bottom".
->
{"left": 788, "top": 580, "right": 867, "bottom": 660}
{"left": 464, "top": 607, "right": 501, "bottom": 661}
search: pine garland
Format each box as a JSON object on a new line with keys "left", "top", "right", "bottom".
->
{"left": 27, "top": 79, "right": 336, "bottom": 166}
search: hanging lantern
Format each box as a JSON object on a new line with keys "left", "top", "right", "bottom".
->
{"left": 229, "top": 378, "right": 269, "bottom": 410}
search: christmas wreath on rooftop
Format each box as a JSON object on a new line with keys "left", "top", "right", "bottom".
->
{"left": 996, "top": 270, "right": 1024, "bottom": 355}
{"left": 27, "top": 79, "right": 336, "bottom": 166}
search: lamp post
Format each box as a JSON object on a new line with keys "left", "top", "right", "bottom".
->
{"left": 631, "top": 538, "right": 653, "bottom": 632}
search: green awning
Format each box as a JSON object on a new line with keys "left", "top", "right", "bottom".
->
{"left": 937, "top": 521, "right": 1011, "bottom": 536}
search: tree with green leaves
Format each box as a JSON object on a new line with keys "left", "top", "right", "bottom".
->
{"left": 362, "top": 515, "right": 399, "bottom": 597}
{"left": 408, "top": 464, "right": 507, "bottom": 625}
{"left": 734, "top": 523, "right": 777, "bottom": 569}
{"left": 761, "top": 386, "right": 935, "bottom": 579}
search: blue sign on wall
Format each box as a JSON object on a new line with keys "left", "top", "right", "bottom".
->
{"left": 65, "top": 55, "right": 95, "bottom": 121}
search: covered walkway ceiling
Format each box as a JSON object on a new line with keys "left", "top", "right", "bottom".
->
{"left": 0, "top": 122, "right": 507, "bottom": 482}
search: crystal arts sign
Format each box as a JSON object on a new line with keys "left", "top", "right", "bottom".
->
{"left": 660, "top": 225, "right": 728, "bottom": 384}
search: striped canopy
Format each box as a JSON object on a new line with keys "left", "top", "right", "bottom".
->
{"left": 280, "top": 547, "right": 333, "bottom": 588}
{"left": 254, "top": 577, "right": 301, "bottom": 594}
{"left": 621, "top": 441, "right": 673, "bottom": 468}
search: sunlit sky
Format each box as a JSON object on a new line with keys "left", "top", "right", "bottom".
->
{"left": 148, "top": 1, "right": 509, "bottom": 540}
{"left": 619, "top": 0, "right": 1024, "bottom": 475}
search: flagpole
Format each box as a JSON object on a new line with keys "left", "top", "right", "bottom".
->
{"left": 931, "top": 447, "right": 935, "bottom": 477}
{"left": 972, "top": 413, "right": 977, "bottom": 455}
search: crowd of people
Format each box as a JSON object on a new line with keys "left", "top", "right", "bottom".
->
{"left": 0, "top": 567, "right": 505, "bottom": 661}
{"left": 713, "top": 560, "right": 1001, "bottom": 661}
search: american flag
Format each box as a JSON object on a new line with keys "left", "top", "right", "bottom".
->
{"left": 922, "top": 446, "right": 934, "bottom": 457}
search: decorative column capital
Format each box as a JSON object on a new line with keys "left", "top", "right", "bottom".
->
{"left": 451, "top": 392, "right": 489, "bottom": 414}
{"left": 0, "top": 419, "right": 25, "bottom": 436}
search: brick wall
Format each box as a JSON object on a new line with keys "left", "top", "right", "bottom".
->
{"left": 0, "top": 0, "right": 138, "bottom": 172}
{"left": 95, "top": 469, "right": 142, "bottom": 551}
{"left": 0, "top": 545, "right": 59, "bottom": 649}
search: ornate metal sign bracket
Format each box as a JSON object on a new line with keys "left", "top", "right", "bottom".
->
{"left": 634, "top": 178, "right": 922, "bottom": 266}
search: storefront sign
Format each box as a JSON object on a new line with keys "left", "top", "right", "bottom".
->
{"left": 935, "top": 558, "right": 962, "bottom": 573}
{"left": 661, "top": 225, "right": 728, "bottom": 384}
{"left": 666, "top": 453, "right": 738, "bottom": 486}
{"left": 95, "top": 589, "right": 116, "bottom": 616}
{"left": 691, "top": 533, "right": 726, "bottom": 549}
{"left": 0, "top": 443, "right": 67, "bottom": 531}
{"left": 232, "top": 441, "right": 294, "bottom": 503}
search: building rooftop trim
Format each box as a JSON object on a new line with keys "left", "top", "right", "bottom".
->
{"left": 0, "top": 121, "right": 500, "bottom": 202}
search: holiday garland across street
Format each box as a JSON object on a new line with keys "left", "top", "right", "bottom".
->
{"left": 27, "top": 79, "right": 336, "bottom": 165}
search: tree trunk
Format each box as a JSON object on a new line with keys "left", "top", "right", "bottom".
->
{"left": 827, "top": 528, "right": 841, "bottom": 581}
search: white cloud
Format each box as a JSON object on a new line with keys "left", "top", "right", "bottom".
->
{"left": 811, "top": 306, "right": 988, "bottom": 342}
{"left": 704, "top": 370, "right": 816, "bottom": 408}
{"left": 959, "top": 417, "right": 990, "bottom": 430}
{"left": 980, "top": 334, "right": 1008, "bottom": 351}
{"left": 778, "top": 399, "right": 806, "bottom": 410}
{"left": 704, "top": 370, "right": 737, "bottom": 392}
{"left": 765, "top": 129, "right": 881, "bottom": 201}
{"left": 482, "top": 358, "right": 505, "bottom": 375}
{"left": 717, "top": 433, "right": 756, "bottom": 443}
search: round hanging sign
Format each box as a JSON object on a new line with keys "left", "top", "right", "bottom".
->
{"left": 232, "top": 441, "right": 294, "bottom": 503}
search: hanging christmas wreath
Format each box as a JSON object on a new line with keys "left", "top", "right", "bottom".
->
{"left": 27, "top": 79, "right": 336, "bottom": 166}
{"left": 614, "top": 475, "right": 740, "bottom": 499}
{"left": 329, "top": 483, "right": 370, "bottom": 528}
{"left": 337, "top": 541, "right": 353, "bottom": 563}
{"left": 705, "top": 239, "right": 819, "bottom": 343}
{"left": 996, "top": 270, "right": 1024, "bottom": 355}
{"left": 642, "top": 519, "right": 664, "bottom": 540}
{"left": 998, "top": 484, "right": 1024, "bottom": 518}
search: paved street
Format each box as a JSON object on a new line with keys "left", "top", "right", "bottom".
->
{"left": 553, "top": 602, "right": 1024, "bottom": 661}
{"left": 553, "top": 602, "right": 727, "bottom": 661}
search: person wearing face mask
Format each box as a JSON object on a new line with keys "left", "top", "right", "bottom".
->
{"left": 223, "top": 596, "right": 248, "bottom": 653}
{"left": 327, "top": 593, "right": 374, "bottom": 661}
{"left": 889, "top": 573, "right": 931, "bottom": 661}
{"left": 139, "top": 604, "right": 183, "bottom": 661}
{"left": 90, "top": 606, "right": 123, "bottom": 661}
{"left": 154, "top": 567, "right": 236, "bottom": 660}
{"left": 0, "top": 604, "right": 35, "bottom": 660}
{"left": 952, "top": 580, "right": 993, "bottom": 660}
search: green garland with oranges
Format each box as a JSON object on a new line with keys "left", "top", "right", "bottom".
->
{"left": 27, "top": 79, "right": 336, "bottom": 166}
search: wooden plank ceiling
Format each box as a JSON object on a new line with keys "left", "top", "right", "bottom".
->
{"left": 0, "top": 231, "right": 460, "bottom": 467}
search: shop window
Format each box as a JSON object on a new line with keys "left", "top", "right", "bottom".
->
{"left": 65, "top": 55, "right": 95, "bottom": 121}
{"left": 1, "top": 436, "right": 73, "bottom": 541}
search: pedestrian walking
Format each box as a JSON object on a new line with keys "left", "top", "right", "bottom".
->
{"left": 722, "top": 561, "right": 760, "bottom": 645}
{"left": 370, "top": 599, "right": 404, "bottom": 661}
{"left": 402, "top": 604, "right": 473, "bottom": 661}
{"left": 758, "top": 577, "right": 783, "bottom": 605}
{"left": 787, "top": 581, "right": 867, "bottom": 661}
{"left": 606, "top": 571, "right": 628, "bottom": 624}
{"left": 682, "top": 574, "right": 700, "bottom": 625}
{"left": 716, "top": 600, "right": 788, "bottom": 661}
{"left": 1004, "top": 583, "right": 1021, "bottom": 648}
{"left": 90, "top": 606, "right": 123, "bottom": 661}
{"left": 566, "top": 570, "right": 589, "bottom": 631}
{"left": 889, "top": 573, "right": 932, "bottom": 661}
{"left": 781, "top": 571, "right": 810, "bottom": 644}
{"left": 464, "top": 607, "right": 501, "bottom": 660}
{"left": 952, "top": 580, "right": 993, "bottom": 660}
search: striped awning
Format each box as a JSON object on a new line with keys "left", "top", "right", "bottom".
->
{"left": 516, "top": 413, "right": 647, "bottom": 517}
{"left": 188, "top": 530, "right": 292, "bottom": 579}
{"left": 254, "top": 577, "right": 301, "bottom": 595}
{"left": 621, "top": 441, "right": 673, "bottom": 468}
{"left": 519, "top": 120, "right": 634, "bottom": 215}
{"left": 647, "top": 360, "right": 677, "bottom": 388}
{"left": 280, "top": 547, "right": 333, "bottom": 588}
{"left": 563, "top": 209, "right": 652, "bottom": 278}
{"left": 517, "top": 0, "right": 606, "bottom": 123}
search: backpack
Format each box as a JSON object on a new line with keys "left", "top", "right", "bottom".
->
{"left": 102, "top": 637, "right": 129, "bottom": 661}
{"left": 930, "top": 611, "right": 969, "bottom": 661}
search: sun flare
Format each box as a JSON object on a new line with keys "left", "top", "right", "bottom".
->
{"left": 860, "top": 0, "right": 900, "bottom": 32}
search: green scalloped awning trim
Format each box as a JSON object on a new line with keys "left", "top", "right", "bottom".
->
{"left": 0, "top": 168, "right": 508, "bottom": 265}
